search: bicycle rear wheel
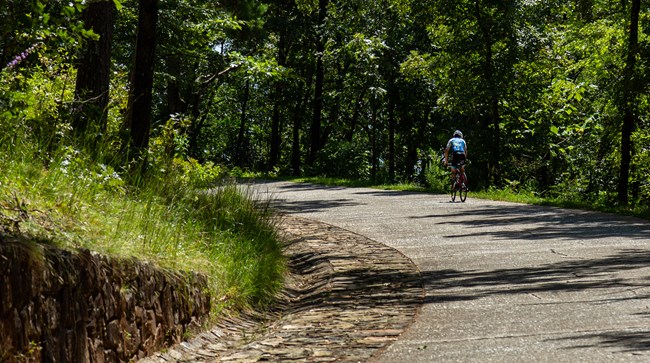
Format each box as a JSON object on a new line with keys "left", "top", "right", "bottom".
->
{"left": 450, "top": 181, "right": 457, "bottom": 202}
{"left": 459, "top": 183, "right": 468, "bottom": 202}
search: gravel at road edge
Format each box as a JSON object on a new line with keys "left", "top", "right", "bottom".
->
{"left": 140, "top": 215, "right": 424, "bottom": 362}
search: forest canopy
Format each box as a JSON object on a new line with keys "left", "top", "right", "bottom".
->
{"left": 1, "top": 0, "right": 649, "bottom": 207}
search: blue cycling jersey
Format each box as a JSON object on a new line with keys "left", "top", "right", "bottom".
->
{"left": 447, "top": 137, "right": 466, "bottom": 154}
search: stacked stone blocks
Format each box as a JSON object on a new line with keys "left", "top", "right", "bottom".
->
{"left": 0, "top": 242, "right": 210, "bottom": 362}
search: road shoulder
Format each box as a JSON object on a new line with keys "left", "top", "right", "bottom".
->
{"left": 141, "top": 215, "right": 424, "bottom": 362}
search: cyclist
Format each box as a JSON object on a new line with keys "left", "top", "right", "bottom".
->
{"left": 442, "top": 130, "right": 467, "bottom": 181}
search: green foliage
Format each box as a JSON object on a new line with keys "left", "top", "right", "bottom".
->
{"left": 423, "top": 157, "right": 450, "bottom": 193}
{"left": 312, "top": 140, "right": 371, "bottom": 179}
{"left": 631, "top": 129, "right": 650, "bottom": 203}
{"left": 400, "top": 51, "right": 434, "bottom": 82}
{"left": 0, "top": 139, "right": 284, "bottom": 311}
{"left": 4, "top": 0, "right": 650, "bottom": 209}
{"left": 1, "top": 0, "right": 88, "bottom": 69}
{"left": 1, "top": 52, "right": 76, "bottom": 160}
{"left": 170, "top": 158, "right": 225, "bottom": 189}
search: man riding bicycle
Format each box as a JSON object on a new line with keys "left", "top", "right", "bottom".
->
{"left": 443, "top": 130, "right": 467, "bottom": 180}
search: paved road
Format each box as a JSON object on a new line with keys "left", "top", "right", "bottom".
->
{"left": 253, "top": 180, "right": 650, "bottom": 362}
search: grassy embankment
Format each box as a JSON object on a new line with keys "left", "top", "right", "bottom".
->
{"left": 0, "top": 144, "right": 286, "bottom": 318}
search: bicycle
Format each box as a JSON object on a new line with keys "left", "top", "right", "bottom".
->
{"left": 449, "top": 161, "right": 468, "bottom": 202}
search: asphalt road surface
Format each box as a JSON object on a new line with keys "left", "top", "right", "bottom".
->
{"left": 253, "top": 180, "right": 650, "bottom": 363}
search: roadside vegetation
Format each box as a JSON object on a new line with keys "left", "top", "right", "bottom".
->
{"left": 472, "top": 188, "right": 650, "bottom": 221}
{"left": 0, "top": 3, "right": 288, "bottom": 316}
{"left": 1, "top": 140, "right": 285, "bottom": 316}
{"left": 0, "top": 59, "right": 285, "bottom": 316}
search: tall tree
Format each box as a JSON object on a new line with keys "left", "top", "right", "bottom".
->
{"left": 618, "top": 0, "right": 640, "bottom": 204}
{"left": 235, "top": 79, "right": 251, "bottom": 167}
{"left": 308, "top": 0, "right": 328, "bottom": 166}
{"left": 123, "top": 0, "right": 159, "bottom": 158}
{"left": 73, "top": 0, "right": 116, "bottom": 135}
{"left": 269, "top": 31, "right": 288, "bottom": 171}
{"left": 292, "top": 64, "right": 314, "bottom": 176}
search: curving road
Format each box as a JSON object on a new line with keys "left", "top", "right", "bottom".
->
{"left": 253, "top": 180, "right": 650, "bottom": 362}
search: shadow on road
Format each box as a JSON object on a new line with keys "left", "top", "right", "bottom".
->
{"left": 284, "top": 250, "right": 423, "bottom": 312}
{"left": 418, "top": 247, "right": 650, "bottom": 352}
{"left": 421, "top": 248, "right": 650, "bottom": 303}
{"left": 353, "top": 190, "right": 430, "bottom": 197}
{"left": 412, "top": 204, "right": 650, "bottom": 240}
{"left": 270, "top": 198, "right": 364, "bottom": 214}
{"left": 286, "top": 226, "right": 650, "bottom": 353}
{"left": 546, "top": 330, "right": 650, "bottom": 353}
{"left": 250, "top": 179, "right": 349, "bottom": 191}
{"left": 249, "top": 180, "right": 365, "bottom": 214}
{"left": 287, "top": 244, "right": 650, "bottom": 353}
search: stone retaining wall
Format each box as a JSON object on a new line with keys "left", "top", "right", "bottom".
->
{"left": 0, "top": 241, "right": 211, "bottom": 362}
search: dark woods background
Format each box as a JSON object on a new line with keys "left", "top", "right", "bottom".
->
{"left": 1, "top": 0, "right": 649, "bottom": 206}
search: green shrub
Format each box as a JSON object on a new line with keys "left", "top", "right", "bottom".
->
{"left": 424, "top": 158, "right": 450, "bottom": 193}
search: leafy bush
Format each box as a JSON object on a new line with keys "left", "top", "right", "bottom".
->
{"left": 313, "top": 140, "right": 371, "bottom": 179}
{"left": 424, "top": 157, "right": 449, "bottom": 193}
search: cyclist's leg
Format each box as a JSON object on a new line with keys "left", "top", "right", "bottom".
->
{"left": 450, "top": 153, "right": 461, "bottom": 180}
{"left": 457, "top": 154, "right": 467, "bottom": 184}
{"left": 450, "top": 166, "right": 458, "bottom": 190}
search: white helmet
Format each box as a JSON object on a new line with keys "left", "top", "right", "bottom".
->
{"left": 453, "top": 130, "right": 463, "bottom": 138}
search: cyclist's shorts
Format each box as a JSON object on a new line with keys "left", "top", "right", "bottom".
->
{"left": 451, "top": 152, "right": 466, "bottom": 168}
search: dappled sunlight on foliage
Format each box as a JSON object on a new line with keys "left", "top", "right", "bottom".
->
{"left": 1, "top": 0, "right": 650, "bottom": 317}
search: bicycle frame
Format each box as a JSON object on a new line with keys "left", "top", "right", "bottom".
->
{"left": 449, "top": 162, "right": 468, "bottom": 202}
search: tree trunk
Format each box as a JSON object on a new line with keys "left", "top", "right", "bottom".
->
{"left": 476, "top": 1, "right": 501, "bottom": 185}
{"left": 235, "top": 80, "right": 251, "bottom": 167}
{"left": 124, "top": 0, "right": 159, "bottom": 159}
{"left": 308, "top": 0, "right": 327, "bottom": 166}
{"left": 291, "top": 104, "right": 302, "bottom": 176}
{"left": 292, "top": 65, "right": 313, "bottom": 176}
{"left": 370, "top": 105, "right": 378, "bottom": 182}
{"left": 73, "top": 0, "right": 115, "bottom": 135}
{"left": 269, "top": 85, "right": 282, "bottom": 170}
{"left": 388, "top": 85, "right": 397, "bottom": 183}
{"left": 346, "top": 89, "right": 367, "bottom": 142}
{"left": 418, "top": 104, "right": 432, "bottom": 185}
{"left": 269, "top": 32, "right": 287, "bottom": 171}
{"left": 617, "top": 0, "right": 640, "bottom": 204}
{"left": 166, "top": 54, "right": 187, "bottom": 118}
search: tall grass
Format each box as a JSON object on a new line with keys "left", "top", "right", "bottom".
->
{"left": 0, "top": 142, "right": 285, "bottom": 315}
{"left": 474, "top": 187, "right": 650, "bottom": 220}
{"left": 180, "top": 185, "right": 285, "bottom": 309}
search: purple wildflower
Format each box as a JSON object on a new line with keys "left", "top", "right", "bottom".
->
{"left": 4, "top": 43, "right": 42, "bottom": 71}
